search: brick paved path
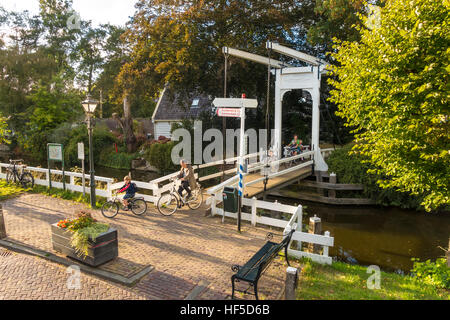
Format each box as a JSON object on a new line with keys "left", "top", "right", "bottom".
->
{"left": 0, "top": 248, "right": 143, "bottom": 300}
{"left": 1, "top": 194, "right": 291, "bottom": 300}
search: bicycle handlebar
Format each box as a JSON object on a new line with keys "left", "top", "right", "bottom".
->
{"left": 9, "top": 159, "right": 24, "bottom": 163}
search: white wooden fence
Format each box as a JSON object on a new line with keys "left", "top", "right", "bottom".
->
{"left": 207, "top": 194, "right": 334, "bottom": 264}
{"left": 283, "top": 205, "right": 334, "bottom": 265}
{"left": 0, "top": 163, "right": 113, "bottom": 198}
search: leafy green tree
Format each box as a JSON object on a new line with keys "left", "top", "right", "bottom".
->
{"left": 0, "top": 113, "right": 11, "bottom": 145}
{"left": 19, "top": 75, "right": 83, "bottom": 161}
{"left": 308, "top": 0, "right": 384, "bottom": 48}
{"left": 118, "top": 0, "right": 319, "bottom": 99}
{"left": 329, "top": 0, "right": 449, "bottom": 211}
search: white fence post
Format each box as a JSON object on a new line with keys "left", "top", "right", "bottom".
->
{"left": 323, "top": 231, "right": 330, "bottom": 257}
{"left": 251, "top": 197, "right": 257, "bottom": 226}
{"left": 296, "top": 205, "right": 303, "bottom": 250}
{"left": 106, "top": 181, "right": 112, "bottom": 200}
{"left": 211, "top": 194, "right": 217, "bottom": 217}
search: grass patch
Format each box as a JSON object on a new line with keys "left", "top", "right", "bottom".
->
{"left": 0, "top": 180, "right": 27, "bottom": 201}
{"left": 0, "top": 180, "right": 106, "bottom": 208}
{"left": 296, "top": 259, "right": 449, "bottom": 300}
{"left": 31, "top": 185, "right": 107, "bottom": 208}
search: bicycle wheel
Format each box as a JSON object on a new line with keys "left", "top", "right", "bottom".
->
{"left": 101, "top": 201, "right": 119, "bottom": 218}
{"left": 157, "top": 194, "right": 178, "bottom": 216}
{"left": 187, "top": 189, "right": 203, "bottom": 210}
{"left": 20, "top": 172, "right": 34, "bottom": 188}
{"left": 131, "top": 199, "right": 147, "bottom": 216}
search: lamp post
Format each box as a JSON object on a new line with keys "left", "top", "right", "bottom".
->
{"left": 82, "top": 95, "right": 98, "bottom": 208}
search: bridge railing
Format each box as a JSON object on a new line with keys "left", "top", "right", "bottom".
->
{"left": 207, "top": 150, "right": 315, "bottom": 195}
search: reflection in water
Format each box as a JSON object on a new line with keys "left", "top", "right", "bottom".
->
{"left": 269, "top": 196, "right": 450, "bottom": 273}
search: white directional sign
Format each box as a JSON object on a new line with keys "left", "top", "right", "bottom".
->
{"left": 216, "top": 108, "right": 242, "bottom": 118}
{"left": 212, "top": 98, "right": 258, "bottom": 109}
{"left": 77, "top": 142, "right": 85, "bottom": 160}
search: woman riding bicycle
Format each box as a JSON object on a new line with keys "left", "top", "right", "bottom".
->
{"left": 177, "top": 159, "right": 197, "bottom": 201}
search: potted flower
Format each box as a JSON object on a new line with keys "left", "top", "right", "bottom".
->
{"left": 51, "top": 211, "right": 118, "bottom": 267}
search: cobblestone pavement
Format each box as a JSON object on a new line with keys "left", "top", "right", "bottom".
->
{"left": 1, "top": 193, "right": 292, "bottom": 300}
{"left": 0, "top": 248, "right": 144, "bottom": 300}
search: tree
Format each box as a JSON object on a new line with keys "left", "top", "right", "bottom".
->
{"left": 117, "top": 0, "right": 319, "bottom": 100}
{"left": 329, "top": 0, "right": 449, "bottom": 211}
{"left": 0, "top": 113, "right": 10, "bottom": 145}
{"left": 308, "top": 0, "right": 384, "bottom": 49}
{"left": 113, "top": 96, "right": 137, "bottom": 153}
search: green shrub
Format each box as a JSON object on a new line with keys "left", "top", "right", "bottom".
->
{"left": 143, "top": 141, "right": 177, "bottom": 174}
{"left": 98, "top": 148, "right": 138, "bottom": 169}
{"left": 327, "top": 144, "right": 424, "bottom": 210}
{"left": 411, "top": 258, "right": 450, "bottom": 289}
{"left": 63, "top": 125, "right": 117, "bottom": 167}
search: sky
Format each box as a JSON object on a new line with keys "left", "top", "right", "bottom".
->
{"left": 0, "top": 0, "right": 137, "bottom": 26}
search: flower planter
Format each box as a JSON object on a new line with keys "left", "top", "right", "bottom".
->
{"left": 51, "top": 223, "right": 118, "bottom": 267}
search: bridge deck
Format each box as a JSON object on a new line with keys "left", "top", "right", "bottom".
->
{"left": 243, "top": 164, "right": 313, "bottom": 198}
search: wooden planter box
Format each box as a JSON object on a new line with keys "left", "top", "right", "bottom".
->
{"left": 51, "top": 223, "right": 118, "bottom": 267}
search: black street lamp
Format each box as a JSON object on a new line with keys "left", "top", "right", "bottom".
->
{"left": 82, "top": 95, "right": 98, "bottom": 208}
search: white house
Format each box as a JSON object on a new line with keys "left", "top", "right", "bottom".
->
{"left": 151, "top": 86, "right": 213, "bottom": 140}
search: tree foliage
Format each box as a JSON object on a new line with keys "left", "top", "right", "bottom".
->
{"left": 118, "top": 0, "right": 319, "bottom": 99}
{"left": 329, "top": 0, "right": 449, "bottom": 211}
{"left": 0, "top": 113, "right": 10, "bottom": 145}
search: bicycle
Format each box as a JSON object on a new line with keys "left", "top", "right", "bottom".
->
{"left": 6, "top": 159, "right": 34, "bottom": 188}
{"left": 283, "top": 146, "right": 302, "bottom": 167}
{"left": 101, "top": 192, "right": 148, "bottom": 218}
{"left": 157, "top": 178, "right": 203, "bottom": 216}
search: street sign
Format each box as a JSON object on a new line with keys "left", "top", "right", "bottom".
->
{"left": 48, "top": 144, "right": 63, "bottom": 161}
{"left": 78, "top": 142, "right": 85, "bottom": 160}
{"left": 77, "top": 142, "right": 86, "bottom": 196}
{"left": 216, "top": 108, "right": 242, "bottom": 118}
{"left": 212, "top": 98, "right": 258, "bottom": 109}
{"left": 47, "top": 143, "right": 65, "bottom": 190}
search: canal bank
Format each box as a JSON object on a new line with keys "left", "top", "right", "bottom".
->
{"left": 268, "top": 195, "right": 450, "bottom": 273}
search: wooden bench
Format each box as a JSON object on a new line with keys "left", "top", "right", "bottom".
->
{"left": 231, "top": 229, "right": 295, "bottom": 300}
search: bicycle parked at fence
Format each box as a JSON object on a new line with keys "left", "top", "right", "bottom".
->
{"left": 157, "top": 178, "right": 203, "bottom": 216}
{"left": 6, "top": 159, "right": 34, "bottom": 188}
{"left": 101, "top": 192, "right": 148, "bottom": 218}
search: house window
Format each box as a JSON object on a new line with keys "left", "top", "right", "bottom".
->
{"left": 191, "top": 99, "right": 200, "bottom": 108}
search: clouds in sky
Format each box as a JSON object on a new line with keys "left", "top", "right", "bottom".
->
{"left": 1, "top": 0, "right": 137, "bottom": 26}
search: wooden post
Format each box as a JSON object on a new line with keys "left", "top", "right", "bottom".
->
{"left": 329, "top": 172, "right": 337, "bottom": 198}
{"left": 285, "top": 267, "right": 298, "bottom": 300}
{"left": 447, "top": 238, "right": 450, "bottom": 268}
{"left": 308, "top": 215, "right": 322, "bottom": 254}
{"left": 0, "top": 204, "right": 6, "bottom": 239}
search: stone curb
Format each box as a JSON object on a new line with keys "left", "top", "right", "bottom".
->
{"left": 0, "top": 239, "right": 153, "bottom": 287}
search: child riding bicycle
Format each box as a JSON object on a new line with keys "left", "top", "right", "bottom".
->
{"left": 117, "top": 176, "right": 137, "bottom": 211}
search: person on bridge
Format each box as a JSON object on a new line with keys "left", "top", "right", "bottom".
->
{"left": 177, "top": 159, "right": 197, "bottom": 203}
{"left": 288, "top": 135, "right": 303, "bottom": 155}
{"left": 118, "top": 176, "right": 136, "bottom": 211}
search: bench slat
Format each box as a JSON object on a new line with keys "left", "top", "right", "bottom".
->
{"left": 236, "top": 242, "right": 282, "bottom": 282}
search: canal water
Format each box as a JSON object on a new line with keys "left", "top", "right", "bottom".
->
{"left": 268, "top": 196, "right": 450, "bottom": 273}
